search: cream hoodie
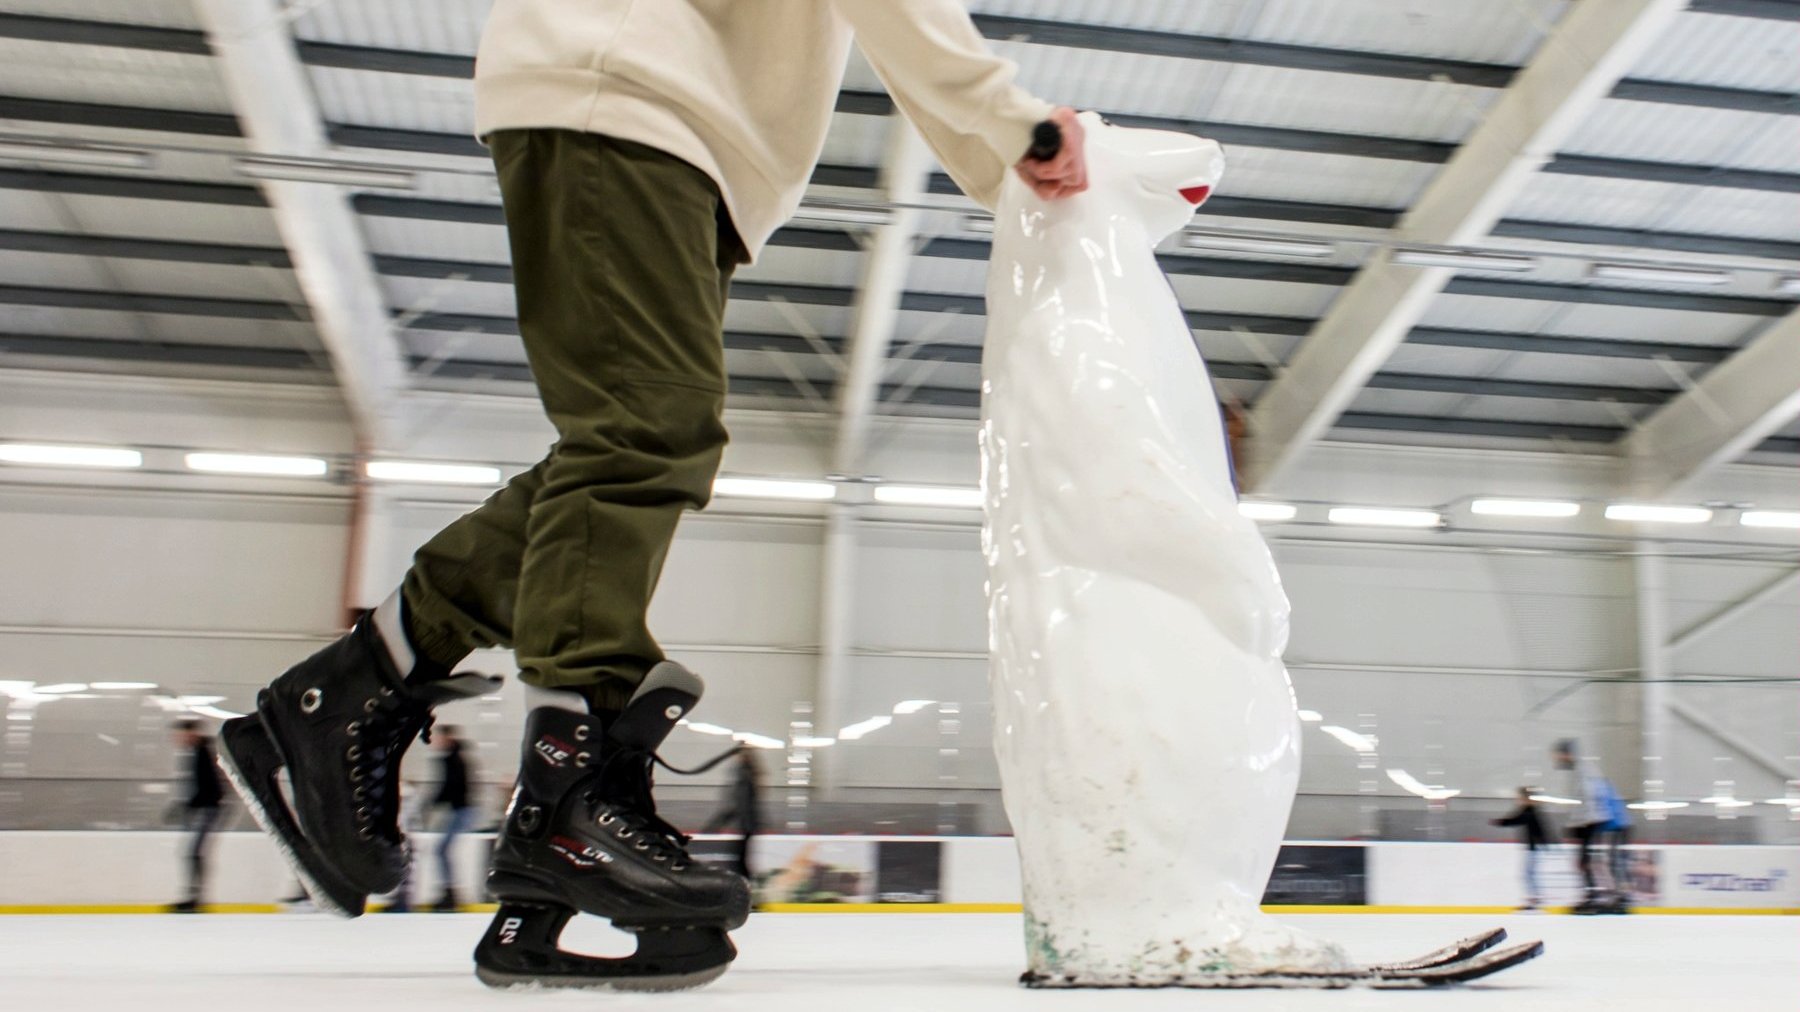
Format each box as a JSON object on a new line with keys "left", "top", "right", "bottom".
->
{"left": 474, "top": 0, "right": 1053, "bottom": 260}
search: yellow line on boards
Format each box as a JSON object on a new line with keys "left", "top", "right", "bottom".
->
{"left": 0, "top": 904, "right": 284, "bottom": 915}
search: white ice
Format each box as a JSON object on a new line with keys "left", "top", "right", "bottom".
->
{"left": 4, "top": 912, "right": 1794, "bottom": 1011}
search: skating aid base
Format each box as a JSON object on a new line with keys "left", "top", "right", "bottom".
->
{"left": 1021, "top": 928, "right": 1544, "bottom": 989}
{"left": 474, "top": 902, "right": 736, "bottom": 992}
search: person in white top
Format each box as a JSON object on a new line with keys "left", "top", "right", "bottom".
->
{"left": 218, "top": 0, "right": 1088, "bottom": 995}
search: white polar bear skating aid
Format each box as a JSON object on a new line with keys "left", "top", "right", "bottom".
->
{"left": 978, "top": 114, "right": 1350, "bottom": 984}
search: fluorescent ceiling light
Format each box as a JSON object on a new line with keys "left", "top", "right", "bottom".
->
{"left": 791, "top": 204, "right": 891, "bottom": 227}
{"left": 235, "top": 155, "right": 415, "bottom": 190}
{"left": 678, "top": 720, "right": 734, "bottom": 737}
{"left": 873, "top": 484, "right": 983, "bottom": 508}
{"left": 1778, "top": 276, "right": 1800, "bottom": 295}
{"left": 366, "top": 460, "right": 501, "bottom": 485}
{"left": 1470, "top": 498, "right": 1581, "bottom": 518}
{"left": 1386, "top": 768, "right": 1461, "bottom": 801}
{"left": 34, "top": 683, "right": 89, "bottom": 694}
{"left": 1392, "top": 249, "right": 1536, "bottom": 273}
{"left": 713, "top": 477, "right": 837, "bottom": 501}
{"left": 1327, "top": 506, "right": 1441, "bottom": 528}
{"left": 1605, "top": 503, "right": 1712, "bottom": 524}
{"left": 1318, "top": 725, "right": 1378, "bottom": 753}
{"left": 1183, "top": 232, "right": 1335, "bottom": 259}
{"left": 1590, "top": 263, "right": 1731, "bottom": 287}
{"left": 1238, "top": 501, "right": 1298, "bottom": 521}
{"left": 1740, "top": 510, "right": 1800, "bottom": 530}
{"left": 188, "top": 704, "right": 246, "bottom": 720}
{"left": 1700, "top": 795, "right": 1754, "bottom": 809}
{"left": 0, "top": 137, "right": 153, "bottom": 169}
{"left": 791, "top": 735, "right": 837, "bottom": 749}
{"left": 962, "top": 215, "right": 995, "bottom": 234}
{"left": 1764, "top": 798, "right": 1800, "bottom": 807}
{"left": 1528, "top": 794, "right": 1581, "bottom": 806}
{"left": 837, "top": 715, "right": 893, "bottom": 741}
{"left": 892, "top": 699, "right": 937, "bottom": 715}
{"left": 186, "top": 452, "right": 329, "bottom": 477}
{"left": 1296, "top": 709, "right": 1322, "bottom": 722}
{"left": 1627, "top": 800, "right": 1689, "bottom": 811}
{"left": 90, "top": 682, "right": 157, "bottom": 691}
{"left": 0, "top": 443, "right": 142, "bottom": 469}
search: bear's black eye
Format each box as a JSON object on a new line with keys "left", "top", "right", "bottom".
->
{"left": 1099, "top": 116, "right": 1114, "bottom": 127}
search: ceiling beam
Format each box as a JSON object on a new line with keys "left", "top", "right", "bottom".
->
{"left": 1242, "top": 0, "right": 1689, "bottom": 492}
{"left": 1620, "top": 308, "right": 1800, "bottom": 495}
{"left": 191, "top": 0, "right": 411, "bottom": 447}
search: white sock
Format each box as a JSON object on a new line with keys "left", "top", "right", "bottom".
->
{"left": 370, "top": 589, "right": 416, "bottom": 676}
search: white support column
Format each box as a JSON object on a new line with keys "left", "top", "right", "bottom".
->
{"left": 831, "top": 120, "right": 933, "bottom": 476}
{"left": 193, "top": 0, "right": 411, "bottom": 449}
{"left": 1621, "top": 309, "right": 1800, "bottom": 497}
{"left": 810, "top": 501, "right": 861, "bottom": 795}
{"left": 1633, "top": 542, "right": 1670, "bottom": 810}
{"left": 1242, "top": 0, "right": 1687, "bottom": 491}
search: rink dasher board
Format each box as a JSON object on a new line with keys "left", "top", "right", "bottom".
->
{"left": 2, "top": 832, "right": 1797, "bottom": 912}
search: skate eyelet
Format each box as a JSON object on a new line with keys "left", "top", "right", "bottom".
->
{"left": 364, "top": 698, "right": 379, "bottom": 713}
{"left": 672, "top": 863, "right": 687, "bottom": 871}
{"left": 346, "top": 745, "right": 362, "bottom": 761}
{"left": 379, "top": 687, "right": 394, "bottom": 697}
{"left": 300, "top": 688, "right": 323, "bottom": 713}
{"left": 358, "top": 827, "right": 374, "bottom": 841}
{"left": 346, "top": 720, "right": 361, "bottom": 735}
{"left": 574, "top": 725, "right": 590, "bottom": 742}
{"left": 618, "top": 829, "right": 634, "bottom": 839}
{"left": 633, "top": 841, "right": 649, "bottom": 852}
{"left": 597, "top": 813, "right": 615, "bottom": 826}
{"left": 353, "top": 786, "right": 367, "bottom": 800}
{"left": 348, "top": 767, "right": 364, "bottom": 783}
{"left": 575, "top": 752, "right": 591, "bottom": 768}
{"left": 652, "top": 853, "right": 667, "bottom": 862}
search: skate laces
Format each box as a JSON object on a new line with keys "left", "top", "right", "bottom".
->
{"left": 589, "top": 745, "right": 742, "bottom": 868}
{"left": 347, "top": 688, "right": 434, "bottom": 843}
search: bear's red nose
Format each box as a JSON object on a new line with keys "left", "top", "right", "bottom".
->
{"left": 1180, "top": 185, "right": 1213, "bottom": 206}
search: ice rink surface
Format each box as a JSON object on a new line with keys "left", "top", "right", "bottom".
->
{"left": 8, "top": 912, "right": 1794, "bottom": 1011}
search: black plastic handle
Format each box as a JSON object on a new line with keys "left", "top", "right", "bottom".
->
{"left": 1026, "top": 120, "right": 1063, "bottom": 162}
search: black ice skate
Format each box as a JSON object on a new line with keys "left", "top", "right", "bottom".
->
{"left": 216, "top": 607, "right": 499, "bottom": 917}
{"left": 475, "top": 662, "right": 751, "bottom": 992}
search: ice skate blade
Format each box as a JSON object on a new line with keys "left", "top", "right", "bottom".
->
{"left": 216, "top": 714, "right": 366, "bottom": 919}
{"left": 474, "top": 902, "right": 737, "bottom": 993}
{"left": 1022, "top": 937, "right": 1544, "bottom": 989}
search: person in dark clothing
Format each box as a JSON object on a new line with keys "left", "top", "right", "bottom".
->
{"left": 170, "top": 718, "right": 223, "bottom": 913}
{"left": 1491, "top": 787, "right": 1548, "bottom": 911}
{"left": 428, "top": 726, "right": 475, "bottom": 912}
{"left": 704, "top": 750, "right": 761, "bottom": 881}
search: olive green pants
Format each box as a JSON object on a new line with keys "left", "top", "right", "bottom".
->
{"left": 400, "top": 130, "right": 743, "bottom": 709}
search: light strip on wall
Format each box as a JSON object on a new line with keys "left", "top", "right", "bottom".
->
{"left": 1627, "top": 800, "right": 1689, "bottom": 811}
{"left": 1604, "top": 503, "right": 1712, "bottom": 524}
{"left": 1183, "top": 232, "right": 1335, "bottom": 259}
{"left": 1528, "top": 794, "right": 1581, "bottom": 806}
{"left": 837, "top": 715, "right": 893, "bottom": 741}
{"left": 186, "top": 452, "right": 329, "bottom": 477}
{"left": 1470, "top": 498, "right": 1581, "bottom": 518}
{"left": 1387, "top": 768, "right": 1461, "bottom": 801}
{"left": 0, "top": 443, "right": 143, "bottom": 469}
{"left": 90, "top": 682, "right": 158, "bottom": 690}
{"left": 0, "top": 137, "right": 154, "bottom": 169}
{"left": 235, "top": 155, "right": 416, "bottom": 190}
{"left": 1238, "top": 501, "right": 1298, "bottom": 521}
{"left": 1327, "top": 506, "right": 1441, "bottom": 528}
{"left": 712, "top": 477, "right": 837, "bottom": 501}
{"left": 1391, "top": 249, "right": 1536, "bottom": 273}
{"left": 1740, "top": 510, "right": 1800, "bottom": 529}
{"left": 873, "top": 484, "right": 983, "bottom": 508}
{"left": 1296, "top": 709, "right": 1323, "bottom": 722}
{"left": 1318, "top": 725, "right": 1378, "bottom": 753}
{"left": 1590, "top": 263, "right": 1731, "bottom": 287}
{"left": 366, "top": 460, "right": 502, "bottom": 485}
